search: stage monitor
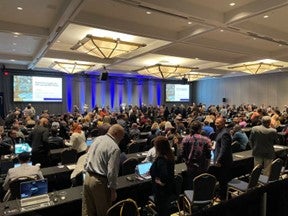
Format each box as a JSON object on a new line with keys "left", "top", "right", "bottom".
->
{"left": 165, "top": 83, "right": 190, "bottom": 102}
{"left": 13, "top": 75, "right": 62, "bottom": 102}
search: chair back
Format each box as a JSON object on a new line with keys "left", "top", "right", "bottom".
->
{"left": 173, "top": 174, "right": 183, "bottom": 197}
{"left": 61, "top": 148, "right": 78, "bottom": 165}
{"left": 127, "top": 143, "right": 141, "bottom": 154}
{"left": 106, "top": 198, "right": 140, "bottom": 216}
{"left": 247, "top": 164, "right": 262, "bottom": 189}
{"left": 268, "top": 158, "right": 283, "bottom": 182}
{"left": 193, "top": 173, "right": 217, "bottom": 204}
{"left": 121, "top": 157, "right": 139, "bottom": 176}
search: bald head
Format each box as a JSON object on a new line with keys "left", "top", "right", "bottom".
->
{"left": 215, "top": 117, "right": 226, "bottom": 131}
{"left": 107, "top": 124, "right": 125, "bottom": 144}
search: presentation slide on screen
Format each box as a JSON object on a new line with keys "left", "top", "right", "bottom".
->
{"left": 166, "top": 84, "right": 190, "bottom": 102}
{"left": 13, "top": 76, "right": 62, "bottom": 102}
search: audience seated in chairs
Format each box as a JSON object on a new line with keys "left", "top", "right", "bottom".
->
{"left": 2, "top": 152, "right": 43, "bottom": 201}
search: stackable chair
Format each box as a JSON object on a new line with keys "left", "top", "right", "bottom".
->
{"left": 106, "top": 198, "right": 140, "bottom": 216}
{"left": 182, "top": 173, "right": 217, "bottom": 215}
{"left": 228, "top": 164, "right": 262, "bottom": 197}
{"left": 258, "top": 158, "right": 283, "bottom": 185}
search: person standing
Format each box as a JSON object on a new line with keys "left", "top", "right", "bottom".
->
{"left": 249, "top": 116, "right": 278, "bottom": 175}
{"left": 150, "top": 136, "right": 175, "bottom": 216}
{"left": 213, "top": 117, "right": 233, "bottom": 201}
{"left": 82, "top": 124, "right": 125, "bottom": 216}
{"left": 27, "top": 117, "right": 50, "bottom": 167}
{"left": 181, "top": 120, "right": 212, "bottom": 189}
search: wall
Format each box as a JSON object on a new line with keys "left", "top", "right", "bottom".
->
{"left": 191, "top": 72, "right": 288, "bottom": 109}
{"left": 1, "top": 70, "right": 163, "bottom": 116}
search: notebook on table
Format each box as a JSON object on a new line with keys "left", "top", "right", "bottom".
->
{"left": 20, "top": 179, "right": 51, "bottom": 211}
{"left": 14, "top": 143, "right": 32, "bottom": 154}
{"left": 135, "top": 162, "right": 152, "bottom": 180}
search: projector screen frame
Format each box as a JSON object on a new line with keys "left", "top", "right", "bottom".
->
{"left": 13, "top": 75, "right": 63, "bottom": 102}
{"left": 165, "top": 83, "right": 190, "bottom": 103}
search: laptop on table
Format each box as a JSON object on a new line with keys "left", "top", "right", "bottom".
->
{"left": 14, "top": 143, "right": 32, "bottom": 154}
{"left": 135, "top": 162, "right": 152, "bottom": 180}
{"left": 20, "top": 179, "right": 51, "bottom": 211}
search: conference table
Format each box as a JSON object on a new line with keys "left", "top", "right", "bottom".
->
{"left": 1, "top": 145, "right": 287, "bottom": 216}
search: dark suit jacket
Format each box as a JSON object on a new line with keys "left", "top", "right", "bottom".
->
{"left": 214, "top": 128, "right": 233, "bottom": 168}
{"left": 28, "top": 125, "right": 50, "bottom": 154}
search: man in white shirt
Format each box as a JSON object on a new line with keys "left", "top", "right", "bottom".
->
{"left": 3, "top": 152, "right": 43, "bottom": 191}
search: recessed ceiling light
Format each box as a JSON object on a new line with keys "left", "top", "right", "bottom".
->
{"left": 188, "top": 21, "right": 192, "bottom": 25}
{"left": 220, "top": 29, "right": 224, "bottom": 32}
{"left": 56, "top": 40, "right": 61, "bottom": 43}
{"left": 146, "top": 11, "right": 151, "bottom": 15}
{"left": 278, "top": 44, "right": 282, "bottom": 47}
{"left": 263, "top": 15, "right": 269, "bottom": 19}
{"left": 13, "top": 35, "right": 18, "bottom": 38}
{"left": 10, "top": 59, "right": 15, "bottom": 62}
{"left": 253, "top": 38, "right": 256, "bottom": 40}
{"left": 229, "top": 2, "right": 236, "bottom": 6}
{"left": 13, "top": 42, "right": 17, "bottom": 45}
{"left": 17, "top": 6, "right": 23, "bottom": 10}
{"left": 13, "top": 32, "right": 20, "bottom": 35}
{"left": 195, "top": 58, "right": 199, "bottom": 60}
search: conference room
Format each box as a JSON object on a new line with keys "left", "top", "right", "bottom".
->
{"left": 1, "top": 0, "right": 288, "bottom": 216}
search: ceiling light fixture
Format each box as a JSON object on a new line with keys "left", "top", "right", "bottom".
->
{"left": 71, "top": 34, "right": 146, "bottom": 59}
{"left": 263, "top": 15, "right": 269, "bottom": 18}
{"left": 51, "top": 61, "right": 95, "bottom": 74}
{"left": 228, "top": 62, "right": 283, "bottom": 74}
{"left": 136, "top": 64, "right": 199, "bottom": 79}
{"left": 229, "top": 2, "right": 236, "bottom": 6}
{"left": 17, "top": 7, "right": 23, "bottom": 10}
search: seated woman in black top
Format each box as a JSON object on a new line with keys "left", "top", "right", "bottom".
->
{"left": 150, "top": 136, "right": 175, "bottom": 216}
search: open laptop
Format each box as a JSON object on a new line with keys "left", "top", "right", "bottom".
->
{"left": 14, "top": 143, "right": 32, "bottom": 154}
{"left": 20, "top": 179, "right": 51, "bottom": 211}
{"left": 135, "top": 162, "right": 152, "bottom": 180}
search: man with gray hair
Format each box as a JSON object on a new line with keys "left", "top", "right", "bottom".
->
{"left": 82, "top": 124, "right": 125, "bottom": 216}
{"left": 249, "top": 115, "right": 279, "bottom": 175}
